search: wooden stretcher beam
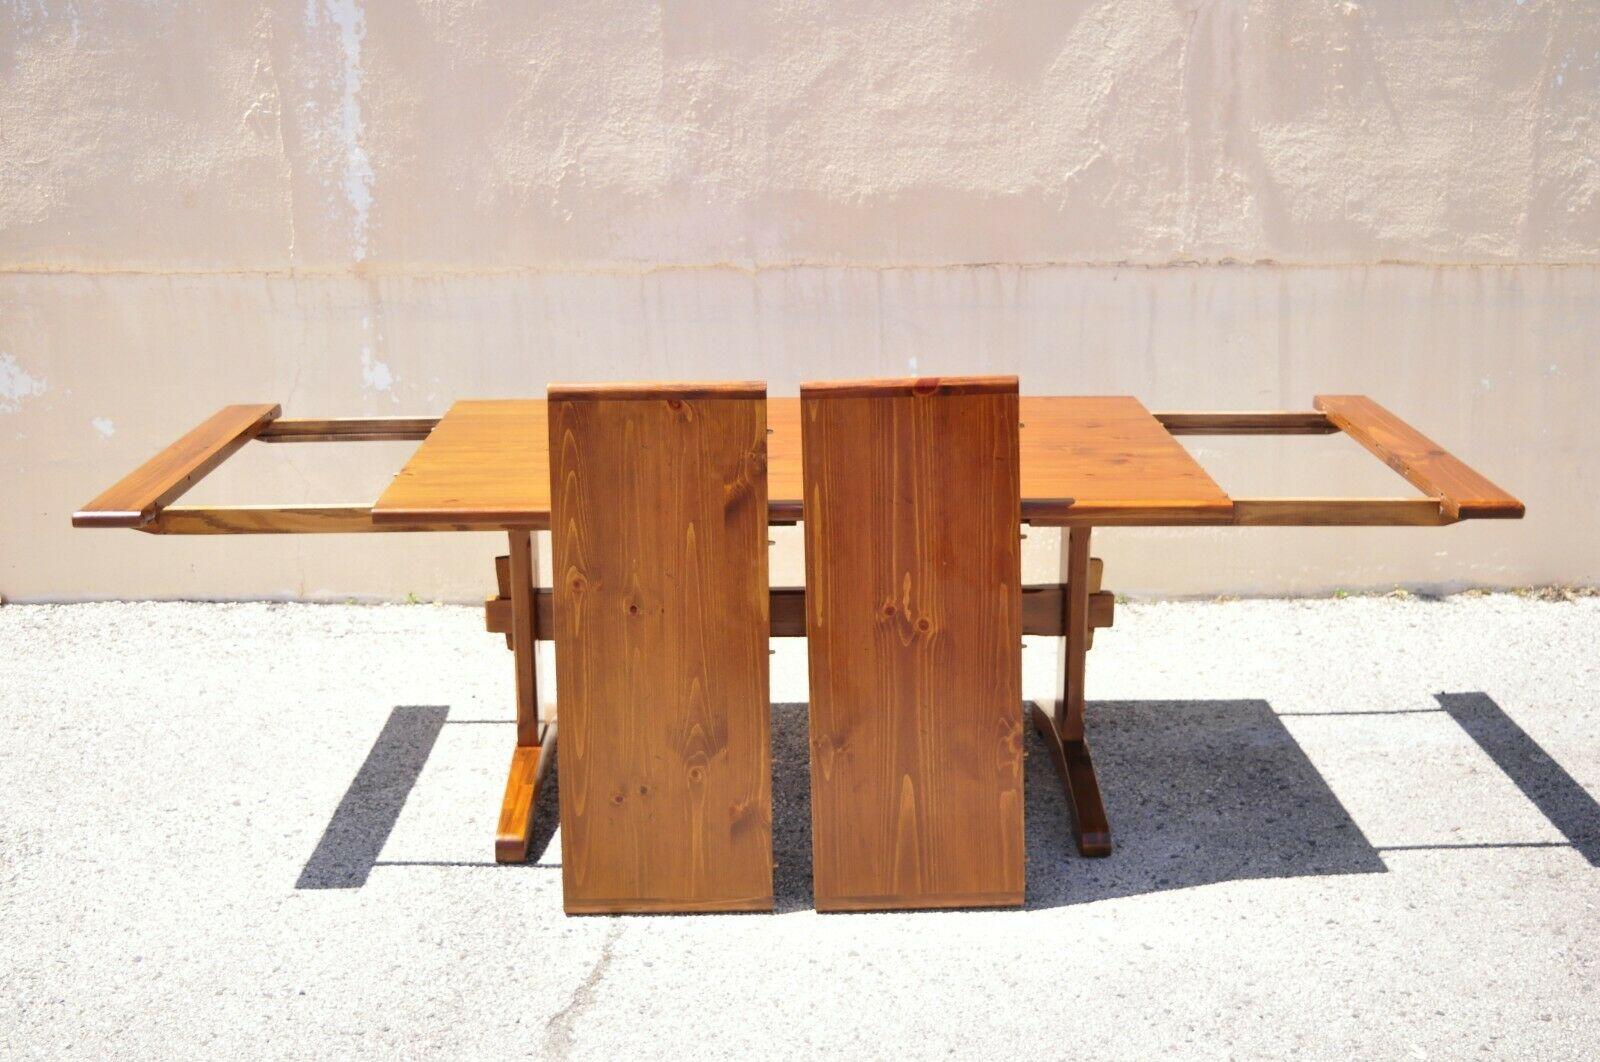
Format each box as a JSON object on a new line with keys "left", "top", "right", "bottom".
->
{"left": 258, "top": 416, "right": 439, "bottom": 443}
{"left": 142, "top": 497, "right": 1456, "bottom": 532}
{"left": 1228, "top": 497, "right": 1451, "bottom": 526}
{"left": 483, "top": 584, "right": 1117, "bottom": 640}
{"left": 73, "top": 404, "right": 281, "bottom": 528}
{"left": 145, "top": 504, "right": 456, "bottom": 534}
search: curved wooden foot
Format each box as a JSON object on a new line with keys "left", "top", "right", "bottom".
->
{"left": 494, "top": 726, "right": 556, "bottom": 863}
{"left": 1031, "top": 703, "right": 1111, "bottom": 857}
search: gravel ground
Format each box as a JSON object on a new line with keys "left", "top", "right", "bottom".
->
{"left": 1, "top": 596, "right": 1597, "bottom": 1060}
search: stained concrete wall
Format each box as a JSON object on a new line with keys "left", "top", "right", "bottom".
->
{"left": 3, "top": 1, "right": 1597, "bottom": 601}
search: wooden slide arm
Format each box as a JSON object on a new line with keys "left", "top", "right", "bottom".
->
{"left": 72, "top": 404, "right": 282, "bottom": 528}
{"left": 1314, "top": 395, "right": 1525, "bottom": 521}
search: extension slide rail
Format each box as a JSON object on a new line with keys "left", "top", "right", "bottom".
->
{"left": 74, "top": 388, "right": 1523, "bottom": 908}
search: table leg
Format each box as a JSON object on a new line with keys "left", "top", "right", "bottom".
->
{"left": 1039, "top": 525, "right": 1112, "bottom": 857}
{"left": 495, "top": 529, "right": 555, "bottom": 863}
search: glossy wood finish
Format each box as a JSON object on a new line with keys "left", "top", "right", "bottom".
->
{"left": 549, "top": 384, "right": 773, "bottom": 914}
{"left": 86, "top": 396, "right": 1524, "bottom": 533}
{"left": 1030, "top": 705, "right": 1111, "bottom": 856}
{"left": 494, "top": 529, "right": 556, "bottom": 863}
{"left": 1056, "top": 527, "right": 1093, "bottom": 741}
{"left": 1012, "top": 397, "right": 1233, "bottom": 525}
{"left": 145, "top": 504, "right": 459, "bottom": 534}
{"left": 802, "top": 376, "right": 1025, "bottom": 911}
{"left": 73, "top": 404, "right": 281, "bottom": 527}
{"left": 365, "top": 396, "right": 1230, "bottom": 529}
{"left": 373, "top": 400, "right": 551, "bottom": 527}
{"left": 1314, "top": 395, "right": 1526, "bottom": 520}
{"left": 485, "top": 583, "right": 1116, "bottom": 640}
{"left": 1228, "top": 497, "right": 1450, "bottom": 526}
{"left": 495, "top": 731, "right": 556, "bottom": 863}
{"left": 508, "top": 530, "right": 539, "bottom": 748}
{"left": 1038, "top": 526, "right": 1113, "bottom": 856}
{"left": 774, "top": 396, "right": 1230, "bottom": 526}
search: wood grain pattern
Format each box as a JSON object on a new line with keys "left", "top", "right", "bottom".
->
{"left": 370, "top": 395, "right": 1231, "bottom": 528}
{"left": 508, "top": 530, "right": 540, "bottom": 748}
{"left": 493, "top": 534, "right": 557, "bottom": 863}
{"left": 549, "top": 381, "right": 765, "bottom": 401}
{"left": 88, "top": 395, "right": 1520, "bottom": 532}
{"left": 495, "top": 727, "right": 556, "bottom": 863}
{"left": 1314, "top": 395, "right": 1525, "bottom": 520}
{"left": 774, "top": 396, "right": 1231, "bottom": 526}
{"left": 73, "top": 404, "right": 281, "bottom": 527}
{"left": 549, "top": 385, "right": 773, "bottom": 914}
{"left": 487, "top": 585, "right": 1114, "bottom": 640}
{"left": 145, "top": 504, "right": 461, "bottom": 534}
{"left": 1014, "top": 397, "right": 1233, "bottom": 523}
{"left": 1038, "top": 530, "right": 1114, "bottom": 857}
{"left": 801, "top": 376, "right": 1025, "bottom": 911}
{"left": 1228, "top": 497, "right": 1449, "bottom": 526}
{"left": 373, "top": 400, "right": 551, "bottom": 527}
{"left": 1055, "top": 527, "right": 1093, "bottom": 742}
{"left": 1030, "top": 705, "right": 1111, "bottom": 856}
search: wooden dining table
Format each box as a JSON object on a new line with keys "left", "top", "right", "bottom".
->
{"left": 74, "top": 392, "right": 1523, "bottom": 863}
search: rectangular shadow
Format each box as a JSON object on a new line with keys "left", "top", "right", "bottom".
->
{"left": 1438, "top": 692, "right": 1600, "bottom": 866}
{"left": 296, "top": 706, "right": 449, "bottom": 890}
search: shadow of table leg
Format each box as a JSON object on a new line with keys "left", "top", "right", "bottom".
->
{"left": 1438, "top": 692, "right": 1600, "bottom": 866}
{"left": 296, "top": 706, "right": 448, "bottom": 890}
{"left": 1025, "top": 699, "right": 1387, "bottom": 909}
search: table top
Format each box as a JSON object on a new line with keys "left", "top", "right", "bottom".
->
{"left": 372, "top": 396, "right": 1232, "bottom": 528}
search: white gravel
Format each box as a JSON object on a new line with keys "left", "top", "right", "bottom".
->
{"left": 2, "top": 596, "right": 1597, "bottom": 1059}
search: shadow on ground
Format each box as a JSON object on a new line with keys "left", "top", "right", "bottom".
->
{"left": 771, "top": 700, "right": 1385, "bottom": 911}
{"left": 298, "top": 694, "right": 1597, "bottom": 906}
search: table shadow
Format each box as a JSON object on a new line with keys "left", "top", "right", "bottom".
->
{"left": 300, "top": 693, "right": 1591, "bottom": 905}
{"left": 1019, "top": 699, "right": 1387, "bottom": 910}
{"left": 295, "top": 705, "right": 449, "bottom": 889}
{"left": 770, "top": 699, "right": 1387, "bottom": 912}
{"left": 1435, "top": 692, "right": 1600, "bottom": 866}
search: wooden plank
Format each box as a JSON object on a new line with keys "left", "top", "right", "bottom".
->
{"left": 1230, "top": 497, "right": 1449, "bottom": 526}
{"left": 145, "top": 504, "right": 453, "bottom": 534}
{"left": 508, "top": 530, "right": 539, "bottom": 749}
{"left": 379, "top": 395, "right": 1232, "bottom": 529}
{"left": 494, "top": 727, "right": 556, "bottom": 864}
{"left": 73, "top": 404, "right": 281, "bottom": 527}
{"left": 801, "top": 376, "right": 1025, "bottom": 911}
{"left": 1013, "top": 397, "right": 1234, "bottom": 524}
{"left": 108, "top": 395, "right": 1515, "bottom": 532}
{"left": 1030, "top": 705, "right": 1111, "bottom": 856}
{"left": 1153, "top": 410, "right": 1335, "bottom": 435}
{"left": 259, "top": 416, "right": 438, "bottom": 442}
{"left": 1315, "top": 395, "right": 1525, "bottom": 520}
{"left": 546, "top": 381, "right": 765, "bottom": 401}
{"left": 550, "top": 384, "right": 773, "bottom": 914}
{"left": 373, "top": 400, "right": 551, "bottom": 527}
{"left": 1056, "top": 527, "right": 1092, "bottom": 741}
{"left": 772, "top": 395, "right": 1234, "bottom": 527}
{"left": 800, "top": 375, "right": 1023, "bottom": 399}
{"left": 487, "top": 585, "right": 1115, "bottom": 639}
{"left": 492, "top": 554, "right": 512, "bottom": 650}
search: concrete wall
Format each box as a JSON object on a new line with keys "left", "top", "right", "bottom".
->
{"left": 3, "top": 1, "right": 1596, "bottom": 601}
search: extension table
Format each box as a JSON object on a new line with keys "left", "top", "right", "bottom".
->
{"left": 74, "top": 393, "right": 1524, "bottom": 875}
